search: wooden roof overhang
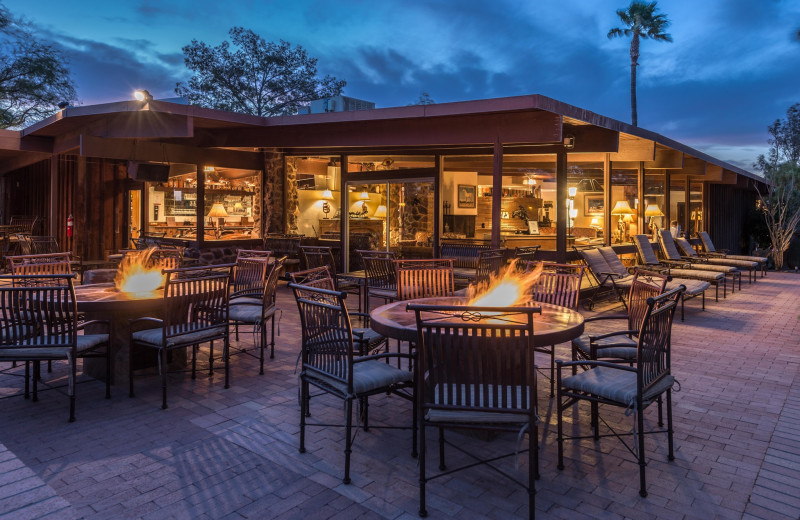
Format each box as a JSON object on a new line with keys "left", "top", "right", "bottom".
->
{"left": 0, "top": 93, "right": 763, "bottom": 188}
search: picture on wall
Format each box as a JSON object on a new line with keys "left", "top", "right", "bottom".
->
{"left": 457, "top": 184, "right": 476, "bottom": 208}
{"left": 585, "top": 195, "right": 604, "bottom": 215}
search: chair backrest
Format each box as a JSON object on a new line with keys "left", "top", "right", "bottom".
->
{"left": 597, "top": 247, "right": 629, "bottom": 277}
{"left": 514, "top": 246, "right": 541, "bottom": 263}
{"left": 300, "top": 245, "right": 337, "bottom": 275}
{"left": 232, "top": 257, "right": 270, "bottom": 296}
{"left": 475, "top": 249, "right": 505, "bottom": 286}
{"left": 149, "top": 247, "right": 182, "bottom": 270}
{"left": 529, "top": 263, "right": 584, "bottom": 310}
{"left": 627, "top": 269, "right": 669, "bottom": 332}
{"left": 288, "top": 266, "right": 335, "bottom": 290}
{"left": 658, "top": 230, "right": 684, "bottom": 261}
{"left": 7, "top": 253, "right": 72, "bottom": 280}
{"left": 236, "top": 249, "right": 272, "bottom": 262}
{"left": 636, "top": 284, "right": 684, "bottom": 395}
{"left": 632, "top": 235, "right": 661, "bottom": 266}
{"left": 358, "top": 250, "right": 397, "bottom": 290}
{"left": 161, "top": 265, "right": 232, "bottom": 343}
{"left": 0, "top": 274, "right": 78, "bottom": 348}
{"left": 439, "top": 241, "right": 491, "bottom": 269}
{"left": 410, "top": 303, "right": 541, "bottom": 417}
{"left": 9, "top": 215, "right": 39, "bottom": 235}
{"left": 395, "top": 259, "right": 454, "bottom": 300}
{"left": 132, "top": 232, "right": 167, "bottom": 250}
{"left": 261, "top": 257, "right": 286, "bottom": 308}
{"left": 28, "top": 236, "right": 61, "bottom": 255}
{"left": 13, "top": 234, "right": 31, "bottom": 255}
{"left": 578, "top": 247, "right": 614, "bottom": 285}
{"left": 289, "top": 284, "right": 354, "bottom": 385}
{"left": 674, "top": 237, "right": 699, "bottom": 258}
{"left": 698, "top": 231, "right": 716, "bottom": 253}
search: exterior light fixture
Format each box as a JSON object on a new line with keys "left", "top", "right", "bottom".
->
{"left": 134, "top": 89, "right": 153, "bottom": 102}
{"left": 563, "top": 134, "right": 575, "bottom": 149}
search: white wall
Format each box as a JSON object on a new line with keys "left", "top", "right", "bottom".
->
{"left": 443, "top": 172, "right": 478, "bottom": 215}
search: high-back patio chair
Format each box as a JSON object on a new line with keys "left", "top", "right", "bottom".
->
{"left": 697, "top": 231, "right": 767, "bottom": 277}
{"left": 229, "top": 257, "right": 286, "bottom": 374}
{"left": 577, "top": 246, "right": 636, "bottom": 310}
{"left": 526, "top": 263, "right": 584, "bottom": 397}
{"left": 289, "top": 283, "right": 415, "bottom": 485}
{"left": 0, "top": 274, "right": 110, "bottom": 422}
{"left": 474, "top": 249, "right": 505, "bottom": 287}
{"left": 9, "top": 215, "right": 39, "bottom": 235}
{"left": 672, "top": 234, "right": 755, "bottom": 285}
{"left": 299, "top": 245, "right": 361, "bottom": 311}
{"left": 671, "top": 236, "right": 742, "bottom": 291}
{"left": 235, "top": 249, "right": 272, "bottom": 262}
{"left": 357, "top": 250, "right": 397, "bottom": 310}
{"left": 409, "top": 301, "right": 542, "bottom": 520}
{"left": 556, "top": 284, "right": 685, "bottom": 498}
{"left": 395, "top": 259, "right": 455, "bottom": 300}
{"left": 129, "top": 264, "right": 232, "bottom": 409}
{"left": 7, "top": 253, "right": 73, "bottom": 281}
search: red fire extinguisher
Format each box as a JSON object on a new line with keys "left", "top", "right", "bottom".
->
{"left": 67, "top": 214, "right": 74, "bottom": 238}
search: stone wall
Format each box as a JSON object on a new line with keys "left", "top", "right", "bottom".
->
{"left": 264, "top": 151, "right": 286, "bottom": 234}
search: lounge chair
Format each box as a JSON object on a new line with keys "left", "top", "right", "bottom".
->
{"left": 632, "top": 234, "right": 730, "bottom": 301}
{"left": 673, "top": 237, "right": 742, "bottom": 291}
{"left": 698, "top": 231, "right": 767, "bottom": 278}
{"left": 578, "top": 245, "right": 709, "bottom": 320}
{"left": 659, "top": 230, "right": 759, "bottom": 284}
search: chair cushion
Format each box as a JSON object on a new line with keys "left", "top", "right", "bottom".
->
{"left": 667, "top": 269, "right": 723, "bottom": 283}
{"left": 308, "top": 359, "right": 412, "bottom": 395}
{"left": 230, "top": 296, "right": 262, "bottom": 306}
{"left": 352, "top": 327, "right": 384, "bottom": 346}
{"left": 0, "top": 346, "right": 71, "bottom": 361}
{"left": 666, "top": 279, "right": 709, "bottom": 296}
{"left": 726, "top": 254, "right": 767, "bottom": 264}
{"left": 562, "top": 366, "right": 674, "bottom": 406}
{"left": 704, "top": 258, "right": 758, "bottom": 269}
{"left": 426, "top": 384, "right": 533, "bottom": 424}
{"left": 132, "top": 325, "right": 226, "bottom": 348}
{"left": 684, "top": 263, "right": 737, "bottom": 274}
{"left": 77, "top": 334, "right": 109, "bottom": 352}
{"left": 598, "top": 248, "right": 630, "bottom": 277}
{"left": 572, "top": 333, "right": 638, "bottom": 360}
{"left": 229, "top": 304, "right": 270, "bottom": 324}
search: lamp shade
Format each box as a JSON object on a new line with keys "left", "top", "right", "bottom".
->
{"left": 359, "top": 191, "right": 370, "bottom": 200}
{"left": 321, "top": 189, "right": 334, "bottom": 200}
{"left": 611, "top": 200, "right": 635, "bottom": 215}
{"left": 590, "top": 217, "right": 599, "bottom": 227}
{"left": 207, "top": 203, "right": 228, "bottom": 218}
{"left": 569, "top": 208, "right": 578, "bottom": 219}
{"left": 373, "top": 205, "right": 387, "bottom": 218}
{"left": 233, "top": 202, "right": 244, "bottom": 211}
{"left": 568, "top": 186, "right": 578, "bottom": 198}
{"left": 644, "top": 204, "right": 664, "bottom": 217}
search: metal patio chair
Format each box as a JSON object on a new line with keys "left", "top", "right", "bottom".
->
{"left": 395, "top": 258, "right": 455, "bottom": 300}
{"left": 698, "top": 231, "right": 767, "bottom": 277}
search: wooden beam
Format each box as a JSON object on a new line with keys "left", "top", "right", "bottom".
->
{"left": 0, "top": 152, "right": 51, "bottom": 175}
{"left": 705, "top": 164, "right": 723, "bottom": 182}
{"left": 200, "top": 111, "right": 563, "bottom": 148}
{"left": 679, "top": 156, "right": 706, "bottom": 177}
{"left": 492, "top": 139, "right": 503, "bottom": 248}
{"left": 0, "top": 131, "right": 52, "bottom": 153}
{"left": 79, "top": 135, "right": 263, "bottom": 170}
{"left": 100, "top": 112, "right": 194, "bottom": 139}
{"left": 721, "top": 170, "right": 738, "bottom": 184}
{"left": 608, "top": 135, "right": 655, "bottom": 161}
{"left": 645, "top": 148, "right": 683, "bottom": 169}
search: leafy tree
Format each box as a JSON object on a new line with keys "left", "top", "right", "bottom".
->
{"left": 608, "top": 1, "right": 672, "bottom": 127}
{"left": 0, "top": 3, "right": 76, "bottom": 129}
{"left": 410, "top": 91, "right": 435, "bottom": 105}
{"left": 176, "top": 27, "right": 345, "bottom": 117}
{"left": 754, "top": 103, "right": 800, "bottom": 270}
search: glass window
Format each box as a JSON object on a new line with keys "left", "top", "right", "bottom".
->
{"left": 568, "top": 161, "right": 605, "bottom": 247}
{"left": 669, "top": 178, "right": 685, "bottom": 238}
{"left": 643, "top": 170, "right": 666, "bottom": 240}
{"left": 610, "top": 169, "right": 637, "bottom": 244}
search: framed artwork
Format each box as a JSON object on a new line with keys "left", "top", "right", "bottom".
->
{"left": 585, "top": 195, "right": 604, "bottom": 215}
{"left": 457, "top": 184, "right": 476, "bottom": 208}
{"left": 501, "top": 211, "right": 510, "bottom": 219}
{"left": 527, "top": 220, "right": 540, "bottom": 235}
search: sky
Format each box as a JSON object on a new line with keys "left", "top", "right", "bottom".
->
{"left": 5, "top": 0, "right": 800, "bottom": 170}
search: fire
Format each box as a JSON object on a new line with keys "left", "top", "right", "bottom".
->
{"left": 114, "top": 248, "right": 165, "bottom": 298}
{"left": 467, "top": 260, "right": 543, "bottom": 307}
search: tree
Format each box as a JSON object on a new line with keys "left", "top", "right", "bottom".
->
{"left": 410, "top": 91, "right": 435, "bottom": 105}
{"left": 176, "top": 27, "right": 345, "bottom": 117}
{"left": 754, "top": 104, "right": 800, "bottom": 270}
{"left": 608, "top": 1, "right": 672, "bottom": 127}
{"left": 0, "top": 3, "right": 76, "bottom": 129}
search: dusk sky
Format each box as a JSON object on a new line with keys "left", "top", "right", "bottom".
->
{"left": 6, "top": 0, "right": 800, "bottom": 170}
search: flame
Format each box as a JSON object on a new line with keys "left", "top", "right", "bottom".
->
{"left": 467, "top": 260, "right": 543, "bottom": 307}
{"left": 114, "top": 248, "right": 165, "bottom": 298}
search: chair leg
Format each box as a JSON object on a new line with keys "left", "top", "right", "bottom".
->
{"left": 657, "top": 395, "right": 664, "bottom": 427}
{"left": 343, "top": 398, "right": 353, "bottom": 484}
{"left": 129, "top": 342, "right": 135, "bottom": 398}
{"left": 299, "top": 378, "right": 308, "bottom": 453}
{"left": 24, "top": 361, "right": 30, "bottom": 399}
{"left": 161, "top": 348, "right": 168, "bottom": 410}
{"left": 270, "top": 315, "right": 276, "bottom": 359}
{"left": 667, "top": 389, "right": 675, "bottom": 461}
{"left": 223, "top": 337, "right": 230, "bottom": 389}
{"left": 637, "top": 406, "right": 647, "bottom": 497}
{"left": 259, "top": 320, "right": 266, "bottom": 375}
{"left": 68, "top": 354, "right": 76, "bottom": 422}
{"left": 411, "top": 387, "right": 418, "bottom": 459}
{"left": 191, "top": 345, "right": 197, "bottom": 380}
{"left": 556, "top": 372, "right": 565, "bottom": 470}
{"left": 549, "top": 346, "right": 555, "bottom": 398}
{"left": 33, "top": 361, "right": 39, "bottom": 402}
{"left": 419, "top": 422, "right": 428, "bottom": 517}
{"left": 105, "top": 344, "right": 111, "bottom": 399}
{"left": 208, "top": 341, "right": 214, "bottom": 376}
{"left": 438, "top": 427, "right": 446, "bottom": 471}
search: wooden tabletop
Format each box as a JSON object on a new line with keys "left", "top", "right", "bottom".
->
{"left": 74, "top": 283, "right": 163, "bottom": 313}
{"left": 370, "top": 296, "right": 584, "bottom": 346}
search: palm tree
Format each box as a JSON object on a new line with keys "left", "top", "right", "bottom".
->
{"left": 608, "top": 1, "right": 672, "bottom": 127}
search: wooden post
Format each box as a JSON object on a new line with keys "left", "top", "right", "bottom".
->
{"left": 491, "top": 139, "right": 503, "bottom": 249}
{"left": 434, "top": 155, "right": 441, "bottom": 258}
{"left": 604, "top": 153, "right": 612, "bottom": 246}
{"left": 196, "top": 163, "right": 205, "bottom": 247}
{"left": 637, "top": 161, "right": 645, "bottom": 236}
{"left": 664, "top": 169, "right": 671, "bottom": 234}
{"left": 556, "top": 150, "right": 567, "bottom": 262}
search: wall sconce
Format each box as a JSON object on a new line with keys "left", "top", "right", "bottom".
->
{"left": 611, "top": 200, "right": 635, "bottom": 243}
{"left": 563, "top": 134, "right": 575, "bottom": 149}
{"left": 568, "top": 186, "right": 577, "bottom": 198}
{"left": 373, "top": 205, "right": 387, "bottom": 219}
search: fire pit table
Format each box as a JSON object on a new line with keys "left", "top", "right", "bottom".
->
{"left": 370, "top": 296, "right": 585, "bottom": 346}
{"left": 75, "top": 283, "right": 174, "bottom": 387}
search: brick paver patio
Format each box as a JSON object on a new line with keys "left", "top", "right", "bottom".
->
{"left": 1, "top": 272, "right": 799, "bottom": 519}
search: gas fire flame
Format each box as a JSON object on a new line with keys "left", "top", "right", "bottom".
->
{"left": 114, "top": 248, "right": 165, "bottom": 298}
{"left": 467, "top": 260, "right": 543, "bottom": 307}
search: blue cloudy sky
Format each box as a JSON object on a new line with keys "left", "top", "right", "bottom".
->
{"left": 6, "top": 0, "right": 800, "bottom": 169}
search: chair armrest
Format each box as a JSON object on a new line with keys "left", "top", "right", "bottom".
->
{"left": 77, "top": 319, "right": 111, "bottom": 334}
{"left": 556, "top": 359, "right": 637, "bottom": 372}
{"left": 128, "top": 317, "right": 163, "bottom": 333}
{"left": 353, "top": 351, "right": 414, "bottom": 363}
{"left": 589, "top": 329, "right": 637, "bottom": 342}
{"left": 584, "top": 314, "right": 627, "bottom": 323}
{"left": 599, "top": 271, "right": 623, "bottom": 279}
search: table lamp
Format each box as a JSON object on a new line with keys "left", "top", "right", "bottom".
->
{"left": 373, "top": 205, "right": 387, "bottom": 219}
{"left": 644, "top": 204, "right": 664, "bottom": 239}
{"left": 207, "top": 202, "right": 228, "bottom": 237}
{"left": 359, "top": 191, "right": 370, "bottom": 213}
{"left": 611, "top": 200, "right": 635, "bottom": 243}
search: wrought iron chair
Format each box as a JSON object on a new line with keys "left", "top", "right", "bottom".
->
{"left": 474, "top": 249, "right": 505, "bottom": 287}
{"left": 0, "top": 274, "right": 110, "bottom": 422}
{"left": 289, "top": 283, "right": 415, "bottom": 484}
{"left": 395, "top": 259, "right": 455, "bottom": 300}
{"left": 229, "top": 258, "right": 286, "bottom": 374}
{"left": 514, "top": 245, "right": 541, "bottom": 265}
{"left": 289, "top": 266, "right": 386, "bottom": 356}
{"left": 556, "top": 284, "right": 685, "bottom": 498}
{"left": 697, "top": 231, "right": 767, "bottom": 277}
{"left": 357, "top": 249, "right": 396, "bottom": 311}
{"left": 571, "top": 270, "right": 668, "bottom": 367}
{"left": 129, "top": 264, "right": 232, "bottom": 409}
{"left": 299, "top": 245, "right": 362, "bottom": 312}
{"left": 525, "top": 262, "right": 584, "bottom": 397}
{"left": 7, "top": 253, "right": 73, "bottom": 278}
{"left": 235, "top": 249, "right": 272, "bottom": 262}
{"left": 9, "top": 215, "right": 40, "bottom": 235}
{"left": 409, "top": 302, "right": 542, "bottom": 520}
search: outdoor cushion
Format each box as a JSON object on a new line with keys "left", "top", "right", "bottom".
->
{"left": 598, "top": 247, "right": 630, "bottom": 277}
{"left": 658, "top": 230, "right": 686, "bottom": 261}
{"left": 0, "top": 346, "right": 71, "bottom": 361}
{"left": 666, "top": 279, "right": 709, "bottom": 296}
{"left": 580, "top": 248, "right": 613, "bottom": 275}
{"left": 229, "top": 303, "right": 275, "bottom": 324}
{"left": 425, "top": 383, "right": 534, "bottom": 423}
{"left": 725, "top": 254, "right": 768, "bottom": 263}
{"left": 572, "top": 333, "right": 637, "bottom": 360}
{"left": 133, "top": 325, "right": 226, "bottom": 348}
{"left": 352, "top": 327, "right": 383, "bottom": 346}
{"left": 562, "top": 366, "right": 675, "bottom": 406}
{"left": 674, "top": 238, "right": 739, "bottom": 273}
{"left": 76, "top": 334, "right": 109, "bottom": 352}
{"left": 632, "top": 235, "right": 661, "bottom": 265}
{"left": 666, "top": 268, "right": 723, "bottom": 283}
{"left": 230, "top": 296, "right": 262, "bottom": 306}
{"left": 698, "top": 232, "right": 768, "bottom": 263}
{"left": 703, "top": 257, "right": 758, "bottom": 269}
{"left": 308, "top": 359, "right": 411, "bottom": 395}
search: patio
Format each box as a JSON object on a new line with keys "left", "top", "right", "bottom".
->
{"left": 1, "top": 272, "right": 799, "bottom": 519}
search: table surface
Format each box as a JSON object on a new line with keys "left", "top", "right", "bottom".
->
{"left": 74, "top": 283, "right": 163, "bottom": 313}
{"left": 370, "top": 296, "right": 584, "bottom": 346}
